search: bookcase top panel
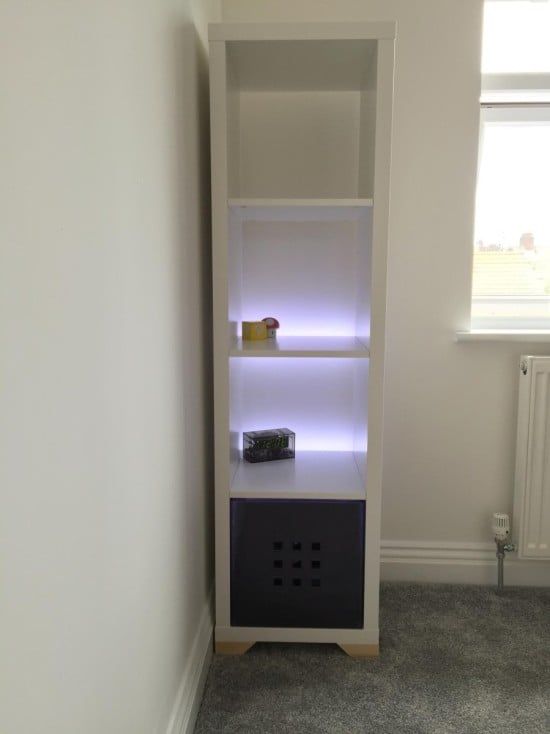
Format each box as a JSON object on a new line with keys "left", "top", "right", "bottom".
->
{"left": 209, "top": 21, "right": 396, "bottom": 43}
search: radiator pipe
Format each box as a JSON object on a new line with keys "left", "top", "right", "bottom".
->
{"left": 495, "top": 539, "right": 516, "bottom": 593}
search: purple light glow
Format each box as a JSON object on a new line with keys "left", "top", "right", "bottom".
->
{"left": 232, "top": 358, "right": 368, "bottom": 453}
{"left": 240, "top": 219, "right": 367, "bottom": 338}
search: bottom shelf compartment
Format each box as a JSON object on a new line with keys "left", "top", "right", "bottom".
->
{"left": 230, "top": 499, "right": 365, "bottom": 629}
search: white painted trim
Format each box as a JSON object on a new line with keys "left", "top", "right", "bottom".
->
{"left": 455, "top": 330, "right": 550, "bottom": 342}
{"left": 482, "top": 73, "right": 550, "bottom": 93}
{"left": 165, "top": 591, "right": 213, "bottom": 734}
{"left": 380, "top": 541, "right": 550, "bottom": 586}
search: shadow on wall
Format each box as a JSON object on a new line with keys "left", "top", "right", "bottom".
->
{"left": 171, "top": 17, "right": 215, "bottom": 596}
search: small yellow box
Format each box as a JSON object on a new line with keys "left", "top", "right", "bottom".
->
{"left": 242, "top": 321, "right": 267, "bottom": 340}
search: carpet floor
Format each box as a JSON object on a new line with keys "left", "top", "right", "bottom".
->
{"left": 194, "top": 583, "right": 550, "bottom": 733}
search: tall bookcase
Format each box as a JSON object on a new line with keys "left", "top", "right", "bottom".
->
{"left": 209, "top": 22, "right": 395, "bottom": 656}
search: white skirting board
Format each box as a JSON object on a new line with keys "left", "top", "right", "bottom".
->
{"left": 165, "top": 591, "right": 213, "bottom": 734}
{"left": 381, "top": 541, "right": 550, "bottom": 586}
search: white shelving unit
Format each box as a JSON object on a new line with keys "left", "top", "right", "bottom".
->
{"left": 210, "top": 21, "right": 395, "bottom": 656}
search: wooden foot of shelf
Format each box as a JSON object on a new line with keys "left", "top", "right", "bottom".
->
{"left": 338, "top": 643, "right": 379, "bottom": 658}
{"left": 215, "top": 641, "right": 255, "bottom": 656}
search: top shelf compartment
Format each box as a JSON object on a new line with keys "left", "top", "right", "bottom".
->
{"left": 227, "top": 39, "right": 377, "bottom": 92}
{"left": 225, "top": 39, "right": 379, "bottom": 199}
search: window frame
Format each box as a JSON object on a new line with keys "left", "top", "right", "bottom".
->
{"left": 469, "top": 69, "right": 550, "bottom": 332}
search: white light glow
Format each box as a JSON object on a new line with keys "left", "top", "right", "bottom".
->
{"left": 232, "top": 358, "right": 368, "bottom": 453}
{"left": 240, "top": 219, "right": 365, "bottom": 337}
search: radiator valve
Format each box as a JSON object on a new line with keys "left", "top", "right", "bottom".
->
{"left": 492, "top": 512, "right": 510, "bottom": 542}
{"left": 492, "top": 513, "right": 516, "bottom": 592}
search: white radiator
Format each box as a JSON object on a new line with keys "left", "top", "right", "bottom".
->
{"left": 514, "top": 356, "right": 550, "bottom": 559}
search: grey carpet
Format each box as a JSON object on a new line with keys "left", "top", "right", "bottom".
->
{"left": 194, "top": 583, "right": 550, "bottom": 733}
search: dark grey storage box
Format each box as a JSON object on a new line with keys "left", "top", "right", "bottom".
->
{"left": 230, "top": 499, "right": 365, "bottom": 629}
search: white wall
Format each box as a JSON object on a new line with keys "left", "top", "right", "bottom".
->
{"left": 222, "top": 0, "right": 550, "bottom": 584}
{"left": 0, "top": 2, "right": 220, "bottom": 733}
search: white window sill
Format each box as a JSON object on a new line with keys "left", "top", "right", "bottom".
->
{"left": 456, "top": 330, "right": 550, "bottom": 343}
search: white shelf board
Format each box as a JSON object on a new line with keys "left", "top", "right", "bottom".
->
{"left": 230, "top": 336, "right": 370, "bottom": 358}
{"left": 229, "top": 198, "right": 373, "bottom": 207}
{"left": 456, "top": 330, "right": 550, "bottom": 343}
{"left": 229, "top": 199, "right": 372, "bottom": 222}
{"left": 230, "top": 451, "right": 366, "bottom": 500}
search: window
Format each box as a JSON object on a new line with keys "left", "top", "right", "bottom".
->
{"left": 472, "top": 1, "right": 550, "bottom": 329}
